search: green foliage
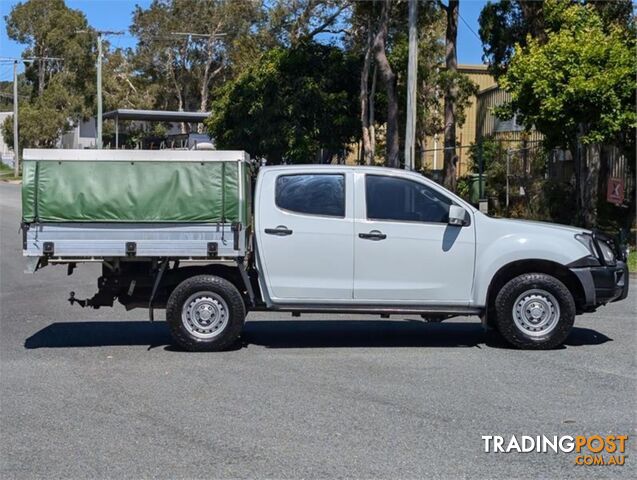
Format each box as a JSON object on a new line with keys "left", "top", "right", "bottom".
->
{"left": 206, "top": 42, "right": 360, "bottom": 164}
{"left": 455, "top": 175, "right": 472, "bottom": 201}
{"left": 479, "top": 0, "right": 539, "bottom": 78}
{"left": 6, "top": 0, "right": 94, "bottom": 98}
{"left": 496, "top": 0, "right": 636, "bottom": 149}
{"left": 130, "top": 0, "right": 277, "bottom": 112}
{"left": 3, "top": 0, "right": 95, "bottom": 149}
{"left": 388, "top": 3, "right": 478, "bottom": 139}
{"left": 102, "top": 48, "right": 158, "bottom": 111}
{"left": 468, "top": 136, "right": 508, "bottom": 174}
{"left": 2, "top": 75, "right": 78, "bottom": 148}
{"left": 479, "top": 0, "right": 635, "bottom": 78}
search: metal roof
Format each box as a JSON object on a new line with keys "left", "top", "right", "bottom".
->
{"left": 102, "top": 109, "right": 211, "bottom": 122}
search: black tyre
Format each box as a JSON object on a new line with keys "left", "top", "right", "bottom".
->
{"left": 494, "top": 273, "right": 575, "bottom": 349}
{"left": 166, "top": 275, "right": 246, "bottom": 352}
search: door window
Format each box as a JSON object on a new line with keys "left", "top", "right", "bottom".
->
{"left": 365, "top": 175, "right": 452, "bottom": 223}
{"left": 276, "top": 174, "right": 345, "bottom": 217}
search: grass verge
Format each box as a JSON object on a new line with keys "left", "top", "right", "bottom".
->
{"left": 628, "top": 251, "right": 636, "bottom": 272}
{"left": 0, "top": 162, "right": 21, "bottom": 181}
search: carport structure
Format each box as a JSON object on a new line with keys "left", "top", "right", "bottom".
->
{"left": 102, "top": 109, "right": 211, "bottom": 149}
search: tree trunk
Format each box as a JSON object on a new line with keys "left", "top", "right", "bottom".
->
{"left": 38, "top": 57, "right": 45, "bottom": 96}
{"left": 199, "top": 63, "right": 222, "bottom": 134}
{"left": 417, "top": 136, "right": 426, "bottom": 171}
{"left": 572, "top": 126, "right": 600, "bottom": 228}
{"left": 442, "top": 0, "right": 458, "bottom": 191}
{"left": 369, "top": 65, "right": 377, "bottom": 162}
{"left": 581, "top": 143, "right": 600, "bottom": 228}
{"left": 166, "top": 50, "right": 186, "bottom": 133}
{"left": 373, "top": 0, "right": 400, "bottom": 168}
{"left": 360, "top": 23, "right": 373, "bottom": 165}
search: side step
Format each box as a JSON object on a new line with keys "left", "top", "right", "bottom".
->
{"left": 266, "top": 304, "right": 482, "bottom": 316}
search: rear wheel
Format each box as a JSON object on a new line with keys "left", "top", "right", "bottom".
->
{"left": 166, "top": 275, "right": 245, "bottom": 352}
{"left": 494, "top": 273, "right": 575, "bottom": 349}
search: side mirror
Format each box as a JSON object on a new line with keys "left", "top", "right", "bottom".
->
{"left": 448, "top": 205, "right": 467, "bottom": 226}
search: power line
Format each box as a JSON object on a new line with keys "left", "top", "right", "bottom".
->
{"left": 458, "top": 12, "right": 481, "bottom": 42}
{"left": 170, "top": 32, "right": 227, "bottom": 38}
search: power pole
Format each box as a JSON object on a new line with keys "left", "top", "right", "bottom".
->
{"left": 96, "top": 33, "right": 103, "bottom": 149}
{"left": 96, "top": 31, "right": 123, "bottom": 149}
{"left": 404, "top": 0, "right": 418, "bottom": 170}
{"left": 13, "top": 60, "right": 19, "bottom": 177}
{"left": 77, "top": 30, "right": 124, "bottom": 148}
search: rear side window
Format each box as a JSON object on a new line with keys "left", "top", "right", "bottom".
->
{"left": 275, "top": 174, "right": 345, "bottom": 217}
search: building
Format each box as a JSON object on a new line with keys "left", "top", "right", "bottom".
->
{"left": 475, "top": 85, "right": 542, "bottom": 144}
{"left": 59, "top": 118, "right": 98, "bottom": 149}
{"left": 421, "top": 64, "right": 497, "bottom": 175}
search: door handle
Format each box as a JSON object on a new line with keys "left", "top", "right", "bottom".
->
{"left": 265, "top": 225, "right": 293, "bottom": 236}
{"left": 358, "top": 230, "right": 387, "bottom": 241}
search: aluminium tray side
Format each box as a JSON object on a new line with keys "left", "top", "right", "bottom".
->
{"left": 24, "top": 223, "right": 246, "bottom": 258}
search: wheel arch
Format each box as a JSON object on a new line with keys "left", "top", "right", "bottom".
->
{"left": 484, "top": 259, "right": 586, "bottom": 325}
{"left": 161, "top": 264, "right": 254, "bottom": 309}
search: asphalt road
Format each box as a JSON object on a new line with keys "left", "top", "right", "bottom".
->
{"left": 1, "top": 182, "right": 635, "bottom": 479}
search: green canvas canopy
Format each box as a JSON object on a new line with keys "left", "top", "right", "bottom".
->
{"left": 21, "top": 149, "right": 251, "bottom": 224}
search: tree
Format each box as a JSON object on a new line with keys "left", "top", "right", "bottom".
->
{"left": 130, "top": 0, "right": 262, "bottom": 119}
{"left": 352, "top": 0, "right": 475, "bottom": 169}
{"left": 101, "top": 48, "right": 158, "bottom": 111}
{"left": 356, "top": 2, "right": 377, "bottom": 165}
{"left": 3, "top": 0, "right": 95, "bottom": 151}
{"left": 6, "top": 0, "right": 94, "bottom": 97}
{"left": 267, "top": 0, "right": 352, "bottom": 46}
{"left": 478, "top": 0, "right": 545, "bottom": 78}
{"left": 385, "top": 1, "right": 476, "bottom": 171}
{"left": 479, "top": 0, "right": 634, "bottom": 78}
{"left": 206, "top": 42, "right": 360, "bottom": 164}
{"left": 352, "top": 0, "right": 401, "bottom": 167}
{"left": 2, "top": 75, "right": 77, "bottom": 148}
{"left": 440, "top": 0, "right": 459, "bottom": 190}
{"left": 372, "top": 0, "right": 400, "bottom": 168}
{"left": 496, "top": 0, "right": 636, "bottom": 227}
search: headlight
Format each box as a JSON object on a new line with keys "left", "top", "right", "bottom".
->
{"left": 596, "top": 240, "right": 616, "bottom": 266}
{"left": 575, "top": 233, "right": 596, "bottom": 256}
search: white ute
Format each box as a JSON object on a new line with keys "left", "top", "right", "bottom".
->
{"left": 23, "top": 152, "right": 630, "bottom": 351}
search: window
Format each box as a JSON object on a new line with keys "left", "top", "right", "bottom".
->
{"left": 276, "top": 174, "right": 345, "bottom": 217}
{"left": 365, "top": 175, "right": 452, "bottom": 223}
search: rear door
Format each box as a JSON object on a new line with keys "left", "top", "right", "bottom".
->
{"left": 353, "top": 172, "right": 475, "bottom": 304}
{"left": 256, "top": 169, "right": 354, "bottom": 302}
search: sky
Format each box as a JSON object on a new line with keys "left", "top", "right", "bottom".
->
{"left": 0, "top": 0, "right": 488, "bottom": 82}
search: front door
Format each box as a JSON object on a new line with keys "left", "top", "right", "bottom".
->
{"left": 353, "top": 173, "right": 475, "bottom": 304}
{"left": 257, "top": 170, "right": 354, "bottom": 302}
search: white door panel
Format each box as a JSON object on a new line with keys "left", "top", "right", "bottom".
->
{"left": 257, "top": 171, "right": 354, "bottom": 301}
{"left": 354, "top": 221, "right": 475, "bottom": 302}
{"left": 353, "top": 173, "right": 475, "bottom": 303}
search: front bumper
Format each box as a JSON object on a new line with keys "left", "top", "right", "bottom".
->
{"left": 570, "top": 261, "right": 629, "bottom": 308}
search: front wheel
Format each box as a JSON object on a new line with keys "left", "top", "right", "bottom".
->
{"left": 494, "top": 273, "right": 575, "bottom": 349}
{"left": 166, "top": 275, "right": 246, "bottom": 352}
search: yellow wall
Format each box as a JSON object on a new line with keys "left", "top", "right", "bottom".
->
{"left": 345, "top": 64, "right": 497, "bottom": 170}
{"left": 421, "top": 64, "right": 496, "bottom": 174}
